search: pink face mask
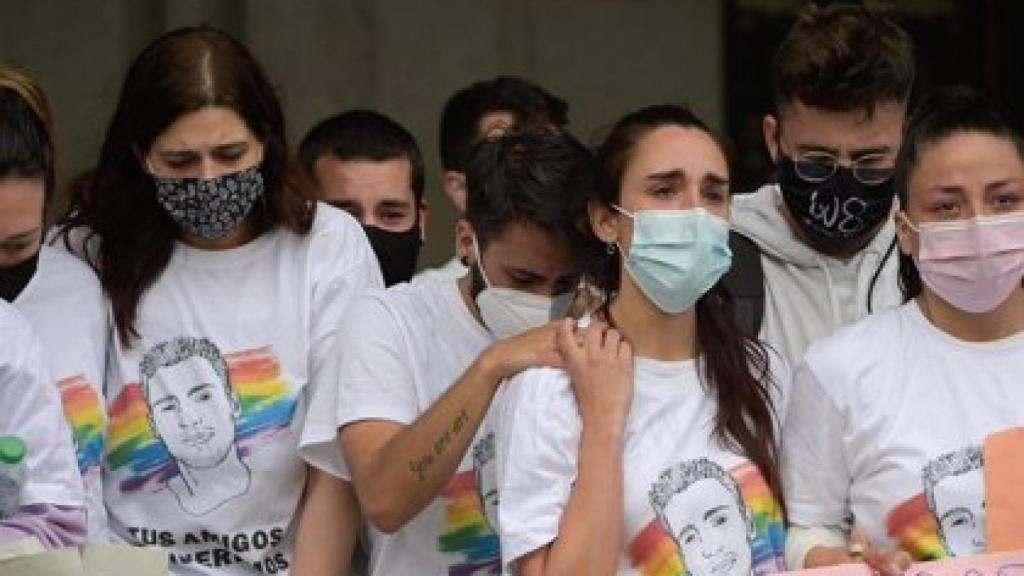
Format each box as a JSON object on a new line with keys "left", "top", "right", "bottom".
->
{"left": 904, "top": 211, "right": 1024, "bottom": 313}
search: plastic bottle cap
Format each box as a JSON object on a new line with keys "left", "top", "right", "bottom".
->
{"left": 0, "top": 436, "right": 26, "bottom": 465}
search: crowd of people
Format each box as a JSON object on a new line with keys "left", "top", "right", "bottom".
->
{"left": 0, "top": 2, "right": 1021, "bottom": 575}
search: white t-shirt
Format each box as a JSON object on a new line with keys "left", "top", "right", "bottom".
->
{"left": 14, "top": 246, "right": 110, "bottom": 538}
{"left": 782, "top": 301, "right": 1024, "bottom": 561}
{"left": 102, "top": 205, "right": 382, "bottom": 576}
{"left": 413, "top": 256, "right": 469, "bottom": 285}
{"left": 302, "top": 276, "right": 500, "bottom": 576}
{"left": 0, "top": 302, "right": 84, "bottom": 511}
{"left": 495, "top": 354, "right": 790, "bottom": 576}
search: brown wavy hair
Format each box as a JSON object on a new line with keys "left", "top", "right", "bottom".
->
{"left": 57, "top": 26, "right": 314, "bottom": 342}
{"left": 589, "top": 104, "right": 784, "bottom": 504}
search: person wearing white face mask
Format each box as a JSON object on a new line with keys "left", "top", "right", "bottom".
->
{"left": 494, "top": 105, "right": 790, "bottom": 576}
{"left": 781, "top": 87, "right": 1024, "bottom": 576}
{"left": 300, "top": 126, "right": 593, "bottom": 575}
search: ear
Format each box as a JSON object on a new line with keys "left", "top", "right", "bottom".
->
{"left": 762, "top": 114, "right": 780, "bottom": 163}
{"left": 455, "top": 219, "right": 476, "bottom": 264}
{"left": 417, "top": 201, "right": 429, "bottom": 242}
{"left": 230, "top": 389, "right": 242, "bottom": 419}
{"left": 443, "top": 171, "right": 468, "bottom": 214}
{"left": 895, "top": 209, "right": 917, "bottom": 257}
{"left": 589, "top": 200, "right": 621, "bottom": 246}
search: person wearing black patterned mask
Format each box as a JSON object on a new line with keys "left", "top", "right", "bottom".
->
{"left": 56, "top": 27, "right": 383, "bottom": 576}
{"left": 727, "top": 2, "right": 914, "bottom": 367}
{"left": 300, "top": 109, "right": 427, "bottom": 286}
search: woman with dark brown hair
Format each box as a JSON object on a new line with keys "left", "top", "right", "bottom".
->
{"left": 58, "top": 26, "right": 382, "bottom": 575}
{"left": 493, "top": 105, "right": 788, "bottom": 575}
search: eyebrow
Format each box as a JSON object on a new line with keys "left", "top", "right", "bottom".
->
{"left": 704, "top": 504, "right": 731, "bottom": 522}
{"left": 157, "top": 140, "right": 249, "bottom": 156}
{"left": 188, "top": 383, "right": 214, "bottom": 397}
{"left": 0, "top": 227, "right": 41, "bottom": 243}
{"left": 377, "top": 199, "right": 414, "bottom": 210}
{"left": 796, "top": 144, "right": 891, "bottom": 158}
{"left": 702, "top": 173, "right": 730, "bottom": 187}
{"left": 505, "top": 267, "right": 545, "bottom": 282}
{"left": 646, "top": 169, "right": 685, "bottom": 183}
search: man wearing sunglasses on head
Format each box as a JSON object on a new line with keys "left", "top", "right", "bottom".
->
{"left": 727, "top": 2, "right": 915, "bottom": 366}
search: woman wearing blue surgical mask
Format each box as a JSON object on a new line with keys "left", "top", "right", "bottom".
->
{"left": 55, "top": 27, "right": 382, "bottom": 576}
{"left": 781, "top": 87, "right": 1024, "bottom": 576}
{"left": 493, "top": 105, "right": 790, "bottom": 575}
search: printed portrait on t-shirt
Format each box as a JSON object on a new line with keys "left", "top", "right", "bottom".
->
{"left": 139, "top": 336, "right": 252, "bottom": 516}
{"left": 472, "top": 432, "right": 498, "bottom": 532}
{"left": 649, "top": 458, "right": 757, "bottom": 576}
{"left": 923, "top": 445, "right": 986, "bottom": 557}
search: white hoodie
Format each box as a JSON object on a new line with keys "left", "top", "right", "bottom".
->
{"left": 731, "top": 184, "right": 902, "bottom": 366}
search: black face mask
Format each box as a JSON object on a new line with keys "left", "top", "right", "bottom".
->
{"left": 0, "top": 251, "right": 39, "bottom": 303}
{"left": 363, "top": 224, "right": 422, "bottom": 287}
{"left": 778, "top": 156, "right": 896, "bottom": 251}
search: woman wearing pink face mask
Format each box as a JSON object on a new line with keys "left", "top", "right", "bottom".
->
{"left": 781, "top": 86, "right": 1024, "bottom": 575}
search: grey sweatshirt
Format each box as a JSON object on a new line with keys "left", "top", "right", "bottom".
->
{"left": 731, "top": 184, "right": 902, "bottom": 366}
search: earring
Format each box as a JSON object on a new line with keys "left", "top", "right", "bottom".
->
{"left": 606, "top": 242, "right": 617, "bottom": 255}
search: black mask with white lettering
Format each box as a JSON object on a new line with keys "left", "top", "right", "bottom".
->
{"left": 777, "top": 156, "right": 895, "bottom": 248}
{"left": 0, "top": 251, "right": 39, "bottom": 303}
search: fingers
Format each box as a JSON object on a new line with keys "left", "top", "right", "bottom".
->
{"left": 555, "top": 318, "right": 578, "bottom": 357}
{"left": 584, "top": 322, "right": 607, "bottom": 356}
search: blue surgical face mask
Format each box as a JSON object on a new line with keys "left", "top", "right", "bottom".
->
{"left": 614, "top": 206, "right": 732, "bottom": 314}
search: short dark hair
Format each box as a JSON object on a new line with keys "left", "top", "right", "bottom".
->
{"left": 895, "top": 85, "right": 1024, "bottom": 301}
{"left": 440, "top": 76, "right": 569, "bottom": 173}
{"left": 0, "top": 67, "right": 53, "bottom": 206}
{"left": 299, "top": 109, "right": 425, "bottom": 204}
{"left": 464, "top": 126, "right": 592, "bottom": 256}
{"left": 773, "top": 2, "right": 914, "bottom": 115}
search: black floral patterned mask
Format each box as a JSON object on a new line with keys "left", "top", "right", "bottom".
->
{"left": 152, "top": 164, "right": 264, "bottom": 239}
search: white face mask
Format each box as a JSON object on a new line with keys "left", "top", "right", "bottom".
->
{"left": 472, "top": 236, "right": 573, "bottom": 340}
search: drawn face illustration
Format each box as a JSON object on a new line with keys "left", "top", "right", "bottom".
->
{"left": 476, "top": 458, "right": 499, "bottom": 531}
{"left": 931, "top": 468, "right": 986, "bottom": 556}
{"left": 147, "top": 356, "right": 239, "bottom": 469}
{"left": 660, "top": 477, "right": 753, "bottom": 576}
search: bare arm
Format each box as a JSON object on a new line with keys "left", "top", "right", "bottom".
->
{"left": 341, "top": 322, "right": 563, "bottom": 533}
{"left": 291, "top": 467, "right": 359, "bottom": 576}
{"left": 517, "top": 322, "right": 633, "bottom": 576}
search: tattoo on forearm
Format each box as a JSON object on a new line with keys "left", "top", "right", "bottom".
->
{"left": 409, "top": 408, "right": 471, "bottom": 482}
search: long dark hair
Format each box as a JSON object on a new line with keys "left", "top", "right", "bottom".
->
{"left": 57, "top": 26, "right": 314, "bottom": 342}
{"left": 589, "top": 104, "right": 783, "bottom": 502}
{"left": 895, "top": 86, "right": 1024, "bottom": 302}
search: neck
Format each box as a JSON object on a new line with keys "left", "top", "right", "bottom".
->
{"left": 608, "top": 275, "right": 697, "bottom": 361}
{"left": 178, "top": 452, "right": 248, "bottom": 494}
{"left": 457, "top": 272, "right": 484, "bottom": 326}
{"left": 918, "top": 287, "right": 1024, "bottom": 342}
{"left": 180, "top": 220, "right": 258, "bottom": 251}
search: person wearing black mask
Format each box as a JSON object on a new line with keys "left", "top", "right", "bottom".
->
{"left": 1, "top": 66, "right": 109, "bottom": 539}
{"left": 727, "top": 2, "right": 914, "bottom": 367}
{"left": 300, "top": 109, "right": 426, "bottom": 286}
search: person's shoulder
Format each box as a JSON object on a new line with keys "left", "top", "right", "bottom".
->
{"left": 799, "top": 303, "right": 912, "bottom": 395}
{"left": 38, "top": 246, "right": 102, "bottom": 294}
{"left": 307, "top": 202, "right": 364, "bottom": 240}
{"left": 0, "top": 300, "right": 33, "bottom": 336}
{"left": 503, "top": 366, "right": 574, "bottom": 411}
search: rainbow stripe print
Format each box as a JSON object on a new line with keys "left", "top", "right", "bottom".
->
{"left": 628, "top": 461, "right": 785, "bottom": 576}
{"left": 438, "top": 469, "right": 500, "bottom": 575}
{"left": 105, "top": 344, "right": 297, "bottom": 494}
{"left": 58, "top": 374, "right": 105, "bottom": 475}
{"left": 887, "top": 492, "right": 947, "bottom": 561}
